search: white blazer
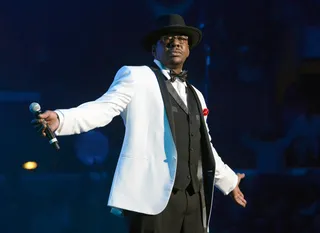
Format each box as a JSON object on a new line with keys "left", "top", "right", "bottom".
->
{"left": 54, "top": 64, "right": 238, "bottom": 217}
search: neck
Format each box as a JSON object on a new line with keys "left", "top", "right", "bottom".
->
{"left": 168, "top": 66, "right": 183, "bottom": 74}
{"left": 163, "top": 62, "right": 184, "bottom": 73}
{"left": 154, "top": 59, "right": 184, "bottom": 73}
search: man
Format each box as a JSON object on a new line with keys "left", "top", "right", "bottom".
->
{"left": 32, "top": 14, "right": 246, "bottom": 233}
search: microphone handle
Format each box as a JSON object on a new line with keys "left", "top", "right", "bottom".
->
{"left": 36, "top": 111, "right": 60, "bottom": 150}
{"left": 44, "top": 125, "right": 60, "bottom": 150}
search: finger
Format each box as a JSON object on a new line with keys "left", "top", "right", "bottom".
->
{"left": 37, "top": 124, "right": 46, "bottom": 133}
{"left": 42, "top": 128, "right": 47, "bottom": 137}
{"left": 236, "top": 196, "right": 247, "bottom": 207}
{"left": 35, "top": 124, "right": 43, "bottom": 132}
{"left": 31, "top": 118, "right": 47, "bottom": 125}
{"left": 33, "top": 123, "right": 43, "bottom": 129}
{"left": 232, "top": 189, "right": 244, "bottom": 200}
{"left": 33, "top": 123, "right": 47, "bottom": 131}
{"left": 237, "top": 190, "right": 244, "bottom": 198}
{"left": 31, "top": 119, "right": 42, "bottom": 125}
{"left": 38, "top": 111, "right": 49, "bottom": 119}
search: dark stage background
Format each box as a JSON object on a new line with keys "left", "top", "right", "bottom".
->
{"left": 1, "top": 0, "right": 320, "bottom": 232}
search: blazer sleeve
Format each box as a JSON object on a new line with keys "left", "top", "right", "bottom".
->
{"left": 193, "top": 86, "right": 238, "bottom": 195}
{"left": 54, "top": 66, "right": 136, "bottom": 136}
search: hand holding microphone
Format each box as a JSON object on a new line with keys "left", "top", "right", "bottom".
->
{"left": 29, "top": 102, "right": 60, "bottom": 150}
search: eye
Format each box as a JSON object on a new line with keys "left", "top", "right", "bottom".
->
{"left": 160, "top": 35, "right": 189, "bottom": 45}
{"left": 178, "top": 36, "right": 188, "bottom": 41}
{"left": 161, "top": 36, "right": 171, "bottom": 43}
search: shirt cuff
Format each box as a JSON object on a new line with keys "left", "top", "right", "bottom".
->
{"left": 214, "top": 165, "right": 238, "bottom": 195}
{"left": 54, "top": 110, "right": 64, "bottom": 136}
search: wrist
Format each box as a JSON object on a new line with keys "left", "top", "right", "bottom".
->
{"left": 55, "top": 112, "right": 60, "bottom": 122}
{"left": 53, "top": 110, "right": 64, "bottom": 136}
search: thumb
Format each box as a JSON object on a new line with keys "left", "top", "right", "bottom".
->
{"left": 38, "top": 110, "right": 51, "bottom": 119}
{"left": 237, "top": 173, "right": 245, "bottom": 179}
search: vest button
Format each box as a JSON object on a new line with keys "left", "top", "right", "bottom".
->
{"left": 190, "top": 148, "right": 194, "bottom": 152}
{"left": 187, "top": 175, "right": 191, "bottom": 179}
{"left": 191, "top": 133, "right": 194, "bottom": 136}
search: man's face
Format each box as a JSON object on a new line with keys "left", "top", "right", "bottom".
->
{"left": 153, "top": 34, "right": 190, "bottom": 69}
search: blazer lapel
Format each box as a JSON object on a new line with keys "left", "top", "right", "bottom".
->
{"left": 165, "top": 82, "right": 189, "bottom": 114}
{"left": 150, "top": 66, "right": 177, "bottom": 145}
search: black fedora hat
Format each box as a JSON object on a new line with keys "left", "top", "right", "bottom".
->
{"left": 142, "top": 14, "right": 202, "bottom": 52}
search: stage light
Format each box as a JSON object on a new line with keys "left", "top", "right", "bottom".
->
{"left": 23, "top": 161, "right": 38, "bottom": 170}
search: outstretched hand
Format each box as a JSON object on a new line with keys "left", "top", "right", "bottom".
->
{"left": 230, "top": 173, "right": 247, "bottom": 207}
{"left": 31, "top": 110, "right": 60, "bottom": 137}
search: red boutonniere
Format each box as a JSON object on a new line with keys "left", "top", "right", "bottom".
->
{"left": 203, "top": 108, "right": 209, "bottom": 116}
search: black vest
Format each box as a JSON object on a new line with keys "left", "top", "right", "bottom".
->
{"left": 169, "top": 86, "right": 202, "bottom": 193}
{"left": 151, "top": 67, "right": 217, "bottom": 228}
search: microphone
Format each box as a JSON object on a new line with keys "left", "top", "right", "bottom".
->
{"left": 29, "top": 102, "right": 60, "bottom": 150}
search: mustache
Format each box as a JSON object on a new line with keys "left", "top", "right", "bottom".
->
{"left": 167, "top": 49, "right": 182, "bottom": 54}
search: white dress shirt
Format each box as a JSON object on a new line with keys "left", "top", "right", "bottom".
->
{"left": 154, "top": 59, "right": 188, "bottom": 108}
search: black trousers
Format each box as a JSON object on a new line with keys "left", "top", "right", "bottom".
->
{"left": 126, "top": 186, "right": 205, "bottom": 233}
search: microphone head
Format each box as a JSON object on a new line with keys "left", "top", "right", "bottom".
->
{"left": 29, "top": 102, "right": 41, "bottom": 114}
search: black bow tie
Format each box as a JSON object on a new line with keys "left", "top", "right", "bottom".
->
{"left": 169, "top": 70, "right": 188, "bottom": 83}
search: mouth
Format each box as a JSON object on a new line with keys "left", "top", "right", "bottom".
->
{"left": 168, "top": 50, "right": 182, "bottom": 57}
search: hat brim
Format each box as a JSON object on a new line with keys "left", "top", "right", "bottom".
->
{"left": 142, "top": 26, "right": 202, "bottom": 52}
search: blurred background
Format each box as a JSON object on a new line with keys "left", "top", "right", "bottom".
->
{"left": 1, "top": 0, "right": 320, "bottom": 232}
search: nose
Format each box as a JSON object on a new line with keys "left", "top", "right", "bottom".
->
{"left": 168, "top": 38, "right": 181, "bottom": 48}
